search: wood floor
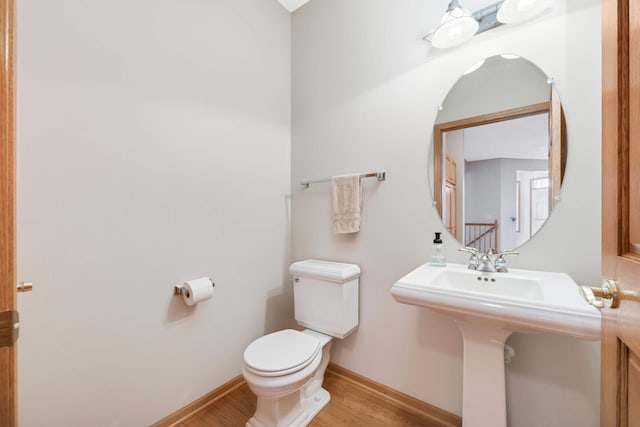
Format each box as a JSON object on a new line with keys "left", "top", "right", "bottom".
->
{"left": 175, "top": 369, "right": 458, "bottom": 427}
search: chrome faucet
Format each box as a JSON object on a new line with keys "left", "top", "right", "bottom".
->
{"left": 494, "top": 250, "right": 519, "bottom": 272}
{"left": 477, "top": 252, "right": 497, "bottom": 272}
{"left": 458, "top": 247, "right": 480, "bottom": 270}
{"left": 458, "top": 247, "right": 519, "bottom": 272}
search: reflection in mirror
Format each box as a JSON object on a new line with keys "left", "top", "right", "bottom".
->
{"left": 430, "top": 55, "right": 566, "bottom": 253}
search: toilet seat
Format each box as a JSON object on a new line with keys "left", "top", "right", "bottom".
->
{"left": 243, "top": 329, "right": 320, "bottom": 377}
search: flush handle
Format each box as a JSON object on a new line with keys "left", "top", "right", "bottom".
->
{"left": 579, "top": 279, "right": 620, "bottom": 309}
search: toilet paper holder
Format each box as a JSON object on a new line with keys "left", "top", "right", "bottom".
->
{"left": 174, "top": 278, "right": 215, "bottom": 297}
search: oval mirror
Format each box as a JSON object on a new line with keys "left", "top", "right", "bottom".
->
{"left": 429, "top": 54, "right": 566, "bottom": 253}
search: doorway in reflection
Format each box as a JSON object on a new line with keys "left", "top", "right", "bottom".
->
{"left": 441, "top": 112, "right": 552, "bottom": 252}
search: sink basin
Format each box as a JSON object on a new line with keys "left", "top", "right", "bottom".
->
{"left": 432, "top": 269, "right": 544, "bottom": 299}
{"left": 391, "top": 263, "right": 600, "bottom": 339}
{"left": 391, "top": 263, "right": 601, "bottom": 427}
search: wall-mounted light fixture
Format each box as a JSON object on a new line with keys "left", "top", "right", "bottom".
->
{"left": 424, "top": 0, "right": 555, "bottom": 49}
{"left": 497, "top": 0, "right": 554, "bottom": 24}
{"left": 429, "top": 0, "right": 479, "bottom": 49}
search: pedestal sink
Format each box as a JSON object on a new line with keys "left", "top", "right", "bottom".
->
{"left": 390, "top": 263, "right": 601, "bottom": 427}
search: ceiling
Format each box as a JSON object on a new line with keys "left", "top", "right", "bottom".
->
{"left": 462, "top": 113, "right": 550, "bottom": 162}
{"left": 277, "top": 0, "right": 312, "bottom": 12}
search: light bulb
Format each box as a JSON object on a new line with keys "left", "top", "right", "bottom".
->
{"left": 448, "top": 26, "right": 462, "bottom": 40}
{"left": 430, "top": 3, "right": 479, "bottom": 49}
{"left": 517, "top": 0, "right": 535, "bottom": 12}
{"left": 497, "top": 0, "right": 554, "bottom": 24}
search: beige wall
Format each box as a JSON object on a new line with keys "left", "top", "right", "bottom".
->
{"left": 291, "top": 1, "right": 601, "bottom": 426}
{"left": 17, "top": 1, "right": 291, "bottom": 425}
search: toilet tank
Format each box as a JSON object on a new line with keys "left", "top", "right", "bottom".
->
{"left": 289, "top": 259, "right": 360, "bottom": 339}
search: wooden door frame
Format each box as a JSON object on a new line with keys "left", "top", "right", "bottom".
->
{"left": 0, "top": 0, "right": 17, "bottom": 425}
{"left": 601, "top": 0, "right": 625, "bottom": 423}
{"left": 432, "top": 101, "right": 562, "bottom": 219}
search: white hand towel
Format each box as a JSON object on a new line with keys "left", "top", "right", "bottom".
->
{"left": 332, "top": 174, "right": 363, "bottom": 234}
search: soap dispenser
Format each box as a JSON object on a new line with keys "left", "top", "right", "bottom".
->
{"left": 429, "top": 232, "right": 447, "bottom": 267}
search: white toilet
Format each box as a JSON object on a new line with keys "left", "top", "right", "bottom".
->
{"left": 242, "top": 259, "right": 360, "bottom": 427}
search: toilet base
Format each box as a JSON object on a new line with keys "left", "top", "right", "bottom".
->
{"left": 302, "top": 387, "right": 330, "bottom": 425}
{"left": 246, "top": 387, "right": 330, "bottom": 427}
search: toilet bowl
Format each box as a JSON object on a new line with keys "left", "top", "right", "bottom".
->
{"left": 243, "top": 329, "right": 332, "bottom": 427}
{"left": 242, "top": 260, "right": 360, "bottom": 427}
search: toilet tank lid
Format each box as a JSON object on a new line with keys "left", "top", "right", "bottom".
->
{"left": 289, "top": 259, "right": 361, "bottom": 283}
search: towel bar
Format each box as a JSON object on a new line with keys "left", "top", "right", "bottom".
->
{"left": 300, "top": 171, "right": 386, "bottom": 188}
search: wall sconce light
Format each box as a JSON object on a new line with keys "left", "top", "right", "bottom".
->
{"left": 424, "top": 0, "right": 554, "bottom": 49}
{"left": 497, "top": 0, "right": 554, "bottom": 24}
{"left": 428, "top": 0, "right": 479, "bottom": 49}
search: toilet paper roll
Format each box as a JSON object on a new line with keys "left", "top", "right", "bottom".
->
{"left": 182, "top": 277, "right": 214, "bottom": 306}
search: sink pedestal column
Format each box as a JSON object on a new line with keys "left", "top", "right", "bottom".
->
{"left": 455, "top": 320, "right": 512, "bottom": 427}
